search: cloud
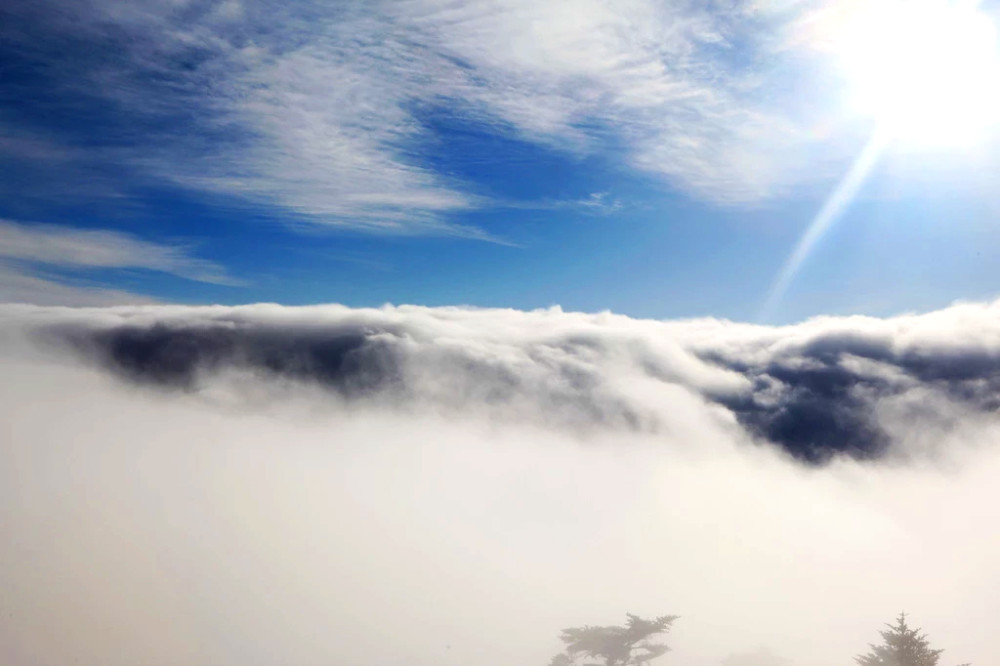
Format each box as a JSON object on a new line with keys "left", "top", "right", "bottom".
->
{"left": 23, "top": 299, "right": 1000, "bottom": 462}
{"left": 2, "top": 300, "right": 999, "bottom": 665}
{"left": 0, "top": 0, "right": 865, "bottom": 235}
{"left": 722, "top": 648, "right": 789, "bottom": 666}
{"left": 0, "top": 220, "right": 241, "bottom": 287}
{"left": 0, "top": 219, "right": 241, "bottom": 304}
{"left": 0, "top": 262, "right": 158, "bottom": 306}
{"left": 0, "top": 0, "right": 483, "bottom": 234}
{"left": 403, "top": 0, "right": 830, "bottom": 201}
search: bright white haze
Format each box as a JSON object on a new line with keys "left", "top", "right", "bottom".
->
{"left": 2, "top": 302, "right": 1000, "bottom": 666}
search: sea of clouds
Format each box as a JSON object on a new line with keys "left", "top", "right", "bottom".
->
{"left": 3, "top": 301, "right": 999, "bottom": 665}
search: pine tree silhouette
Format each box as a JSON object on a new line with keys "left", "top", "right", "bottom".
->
{"left": 854, "top": 613, "right": 944, "bottom": 666}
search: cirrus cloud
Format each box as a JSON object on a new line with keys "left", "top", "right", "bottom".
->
{"left": 0, "top": 0, "right": 868, "bottom": 235}
{"left": 0, "top": 219, "right": 241, "bottom": 286}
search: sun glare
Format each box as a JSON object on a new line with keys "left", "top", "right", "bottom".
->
{"left": 839, "top": 0, "right": 1000, "bottom": 147}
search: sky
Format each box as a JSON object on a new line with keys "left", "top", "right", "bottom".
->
{"left": 5, "top": 3, "right": 1000, "bottom": 666}
{"left": 3, "top": 0, "right": 1000, "bottom": 322}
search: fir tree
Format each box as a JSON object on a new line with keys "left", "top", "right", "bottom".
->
{"left": 854, "top": 613, "right": 943, "bottom": 666}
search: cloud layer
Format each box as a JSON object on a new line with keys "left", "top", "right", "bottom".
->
{"left": 3, "top": 301, "right": 999, "bottom": 666}
{"left": 23, "top": 299, "right": 1000, "bottom": 462}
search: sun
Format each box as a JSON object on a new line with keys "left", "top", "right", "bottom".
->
{"left": 837, "top": 0, "right": 1000, "bottom": 148}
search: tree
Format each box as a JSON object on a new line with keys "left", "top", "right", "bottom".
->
{"left": 854, "top": 613, "right": 947, "bottom": 666}
{"left": 548, "top": 613, "right": 679, "bottom": 666}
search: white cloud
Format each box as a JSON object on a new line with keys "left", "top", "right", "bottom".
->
{"left": 28, "top": 298, "right": 1000, "bottom": 461}
{"left": 185, "top": 31, "right": 485, "bottom": 233}
{"left": 391, "top": 0, "right": 819, "bottom": 201}
{"left": 0, "top": 263, "right": 158, "bottom": 306}
{"left": 0, "top": 219, "right": 241, "bottom": 287}
{"left": 3, "top": 0, "right": 875, "bottom": 235}
{"left": 2, "top": 300, "right": 999, "bottom": 665}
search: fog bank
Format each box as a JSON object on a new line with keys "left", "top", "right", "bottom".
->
{"left": 2, "top": 302, "right": 999, "bottom": 665}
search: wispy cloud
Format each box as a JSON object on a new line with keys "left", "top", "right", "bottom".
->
{"left": 0, "top": 263, "right": 157, "bottom": 306}
{"left": 0, "top": 220, "right": 239, "bottom": 285}
{"left": 0, "top": 0, "right": 866, "bottom": 234}
{"left": 391, "top": 0, "right": 822, "bottom": 201}
{"left": 495, "top": 191, "right": 625, "bottom": 215}
{"left": 0, "top": 220, "right": 241, "bottom": 304}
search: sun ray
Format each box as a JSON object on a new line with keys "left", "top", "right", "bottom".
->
{"left": 759, "top": 127, "right": 891, "bottom": 321}
{"left": 760, "top": 0, "right": 1000, "bottom": 321}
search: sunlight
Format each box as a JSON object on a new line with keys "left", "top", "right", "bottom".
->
{"left": 759, "top": 127, "right": 891, "bottom": 322}
{"left": 761, "top": 1, "right": 1000, "bottom": 318}
{"left": 839, "top": 0, "right": 1000, "bottom": 147}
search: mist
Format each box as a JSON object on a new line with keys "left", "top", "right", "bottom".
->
{"left": 2, "top": 302, "right": 999, "bottom": 665}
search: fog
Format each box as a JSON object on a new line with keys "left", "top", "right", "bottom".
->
{"left": 2, "top": 302, "right": 999, "bottom": 665}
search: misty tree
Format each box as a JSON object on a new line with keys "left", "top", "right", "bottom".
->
{"left": 548, "top": 613, "right": 679, "bottom": 666}
{"left": 854, "top": 613, "right": 968, "bottom": 666}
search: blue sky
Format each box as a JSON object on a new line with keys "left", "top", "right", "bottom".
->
{"left": 2, "top": 0, "right": 1000, "bottom": 322}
